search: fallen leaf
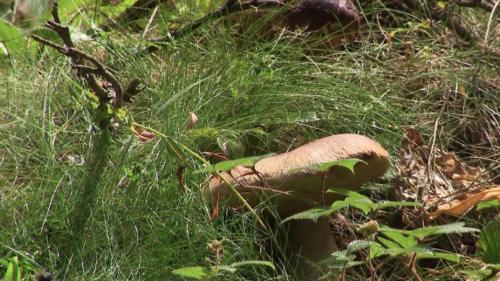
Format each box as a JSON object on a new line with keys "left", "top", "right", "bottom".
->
{"left": 438, "top": 153, "right": 463, "bottom": 177}
{"left": 210, "top": 190, "right": 220, "bottom": 222}
{"left": 131, "top": 125, "right": 155, "bottom": 143}
{"left": 429, "top": 186, "right": 500, "bottom": 219}
{"left": 401, "top": 127, "right": 424, "bottom": 152}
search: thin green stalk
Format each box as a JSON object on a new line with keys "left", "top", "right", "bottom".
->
{"left": 68, "top": 127, "right": 111, "bottom": 250}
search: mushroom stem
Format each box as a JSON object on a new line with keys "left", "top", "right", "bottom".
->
{"left": 287, "top": 217, "right": 336, "bottom": 280}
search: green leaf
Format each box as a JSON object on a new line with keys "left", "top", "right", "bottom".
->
{"left": 326, "top": 188, "right": 370, "bottom": 199}
{"left": 477, "top": 219, "right": 500, "bottom": 264}
{"left": 380, "top": 223, "right": 479, "bottom": 239}
{"left": 345, "top": 240, "right": 378, "bottom": 255}
{"left": 319, "top": 250, "right": 357, "bottom": 267}
{"left": 377, "top": 236, "right": 402, "bottom": 250}
{"left": 329, "top": 200, "right": 350, "bottom": 210}
{"left": 0, "top": 19, "right": 24, "bottom": 57}
{"left": 380, "top": 230, "right": 418, "bottom": 249}
{"left": 416, "top": 251, "right": 461, "bottom": 262}
{"left": 374, "top": 201, "right": 422, "bottom": 210}
{"left": 281, "top": 207, "right": 336, "bottom": 224}
{"left": 309, "top": 158, "right": 365, "bottom": 173}
{"left": 476, "top": 199, "right": 500, "bottom": 211}
{"left": 326, "top": 190, "right": 420, "bottom": 215}
{"left": 195, "top": 154, "right": 274, "bottom": 174}
{"left": 460, "top": 267, "right": 496, "bottom": 281}
{"left": 345, "top": 197, "right": 375, "bottom": 215}
{"left": 369, "top": 242, "right": 386, "bottom": 259}
{"left": 172, "top": 267, "right": 211, "bottom": 280}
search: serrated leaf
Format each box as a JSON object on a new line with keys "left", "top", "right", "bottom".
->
{"left": 172, "top": 267, "right": 212, "bottom": 280}
{"left": 374, "top": 201, "right": 422, "bottom": 210}
{"left": 281, "top": 207, "right": 336, "bottom": 224}
{"left": 380, "top": 222, "right": 479, "bottom": 239}
{"left": 319, "top": 250, "right": 358, "bottom": 267}
{"left": 310, "top": 158, "right": 365, "bottom": 173}
{"left": 477, "top": 219, "right": 500, "bottom": 264}
{"left": 345, "top": 240, "right": 378, "bottom": 255}
{"left": 195, "top": 154, "right": 274, "bottom": 174}
{"left": 416, "top": 251, "right": 461, "bottom": 262}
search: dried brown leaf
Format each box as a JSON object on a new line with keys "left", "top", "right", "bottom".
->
{"left": 131, "top": 125, "right": 155, "bottom": 143}
{"left": 401, "top": 127, "right": 424, "bottom": 152}
{"left": 429, "top": 186, "right": 500, "bottom": 219}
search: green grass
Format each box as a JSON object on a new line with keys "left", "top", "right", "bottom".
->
{"left": 1, "top": 1, "right": 498, "bottom": 280}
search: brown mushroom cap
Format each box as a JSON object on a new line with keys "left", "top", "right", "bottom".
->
{"left": 206, "top": 134, "right": 390, "bottom": 216}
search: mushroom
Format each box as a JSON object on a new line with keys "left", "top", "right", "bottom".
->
{"left": 205, "top": 134, "right": 390, "bottom": 279}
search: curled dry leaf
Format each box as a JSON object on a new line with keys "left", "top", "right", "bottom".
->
{"left": 429, "top": 186, "right": 500, "bottom": 219}
{"left": 185, "top": 112, "right": 199, "bottom": 130}
{"left": 131, "top": 125, "right": 156, "bottom": 143}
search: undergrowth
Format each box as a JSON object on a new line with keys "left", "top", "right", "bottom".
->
{"left": 0, "top": 0, "right": 498, "bottom": 280}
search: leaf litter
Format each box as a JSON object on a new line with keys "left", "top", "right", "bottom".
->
{"left": 394, "top": 127, "right": 496, "bottom": 219}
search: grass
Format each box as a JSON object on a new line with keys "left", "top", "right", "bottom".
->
{"left": 0, "top": 1, "right": 498, "bottom": 280}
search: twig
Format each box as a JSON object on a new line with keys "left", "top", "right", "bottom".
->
{"left": 30, "top": 0, "right": 133, "bottom": 109}
{"left": 407, "top": 253, "right": 424, "bottom": 281}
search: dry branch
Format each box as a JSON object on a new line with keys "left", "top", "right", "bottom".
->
{"left": 31, "top": 0, "right": 143, "bottom": 113}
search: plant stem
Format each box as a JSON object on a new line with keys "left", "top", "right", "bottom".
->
{"left": 68, "top": 127, "right": 111, "bottom": 251}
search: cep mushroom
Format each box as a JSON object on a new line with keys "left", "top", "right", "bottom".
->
{"left": 205, "top": 134, "right": 390, "bottom": 279}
